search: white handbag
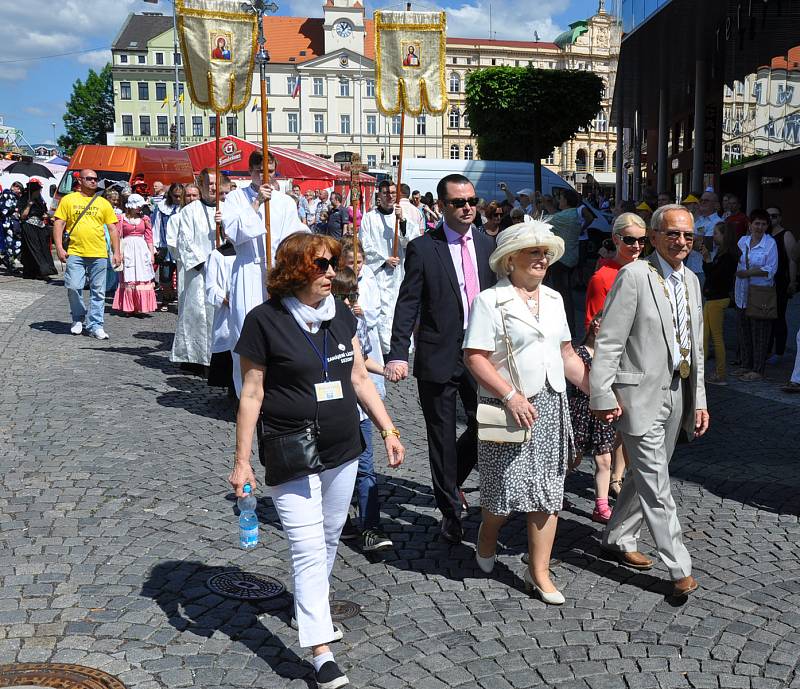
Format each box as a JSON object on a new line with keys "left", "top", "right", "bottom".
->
{"left": 476, "top": 308, "right": 530, "bottom": 444}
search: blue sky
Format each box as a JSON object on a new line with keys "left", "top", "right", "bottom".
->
{"left": 0, "top": 0, "right": 600, "bottom": 146}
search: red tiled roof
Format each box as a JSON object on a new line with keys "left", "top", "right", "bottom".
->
{"left": 263, "top": 15, "right": 375, "bottom": 63}
{"left": 769, "top": 46, "right": 800, "bottom": 70}
{"left": 447, "top": 37, "right": 559, "bottom": 50}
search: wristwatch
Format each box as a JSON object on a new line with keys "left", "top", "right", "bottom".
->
{"left": 380, "top": 428, "right": 401, "bottom": 439}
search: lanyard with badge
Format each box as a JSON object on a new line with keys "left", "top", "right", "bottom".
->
{"left": 296, "top": 322, "right": 344, "bottom": 402}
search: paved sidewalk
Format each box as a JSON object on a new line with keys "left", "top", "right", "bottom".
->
{"left": 1, "top": 276, "right": 800, "bottom": 689}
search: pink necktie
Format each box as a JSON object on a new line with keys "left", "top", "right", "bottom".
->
{"left": 460, "top": 234, "right": 479, "bottom": 311}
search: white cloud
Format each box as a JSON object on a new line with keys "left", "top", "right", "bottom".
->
{"left": 23, "top": 106, "right": 47, "bottom": 117}
{"left": 77, "top": 50, "right": 113, "bottom": 70}
{"left": 0, "top": 0, "right": 156, "bottom": 80}
{"left": 445, "top": 0, "right": 570, "bottom": 41}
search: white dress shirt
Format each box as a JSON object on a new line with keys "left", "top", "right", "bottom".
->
{"left": 463, "top": 278, "right": 571, "bottom": 398}
{"left": 734, "top": 233, "right": 778, "bottom": 309}
{"left": 655, "top": 252, "right": 690, "bottom": 371}
{"left": 443, "top": 221, "right": 479, "bottom": 329}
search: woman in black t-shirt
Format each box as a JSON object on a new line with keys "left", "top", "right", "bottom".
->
{"left": 229, "top": 232, "right": 404, "bottom": 689}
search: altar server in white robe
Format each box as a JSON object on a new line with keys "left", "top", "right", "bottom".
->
{"left": 361, "top": 179, "right": 422, "bottom": 354}
{"left": 170, "top": 173, "right": 219, "bottom": 366}
{"left": 221, "top": 150, "right": 307, "bottom": 394}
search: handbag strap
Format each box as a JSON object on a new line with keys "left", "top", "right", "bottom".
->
{"left": 498, "top": 307, "right": 524, "bottom": 396}
{"left": 66, "top": 193, "right": 101, "bottom": 237}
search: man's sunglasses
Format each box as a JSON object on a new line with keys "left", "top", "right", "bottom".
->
{"left": 658, "top": 230, "right": 695, "bottom": 242}
{"left": 82, "top": 176, "right": 98, "bottom": 182}
{"left": 446, "top": 197, "right": 480, "bottom": 208}
{"left": 617, "top": 235, "right": 647, "bottom": 246}
{"left": 313, "top": 256, "right": 338, "bottom": 272}
{"left": 769, "top": 213, "right": 780, "bottom": 218}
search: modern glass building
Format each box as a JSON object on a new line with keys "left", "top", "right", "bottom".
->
{"left": 617, "top": 0, "right": 671, "bottom": 34}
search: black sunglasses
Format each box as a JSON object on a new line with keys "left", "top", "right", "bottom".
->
{"left": 446, "top": 196, "right": 480, "bottom": 209}
{"left": 334, "top": 291, "right": 359, "bottom": 302}
{"left": 82, "top": 176, "right": 98, "bottom": 182}
{"left": 313, "top": 256, "right": 338, "bottom": 272}
{"left": 618, "top": 235, "right": 647, "bottom": 246}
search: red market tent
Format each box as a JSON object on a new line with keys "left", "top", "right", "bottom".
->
{"left": 183, "top": 137, "right": 375, "bottom": 207}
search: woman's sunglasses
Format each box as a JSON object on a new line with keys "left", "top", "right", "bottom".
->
{"left": 618, "top": 235, "right": 647, "bottom": 246}
{"left": 313, "top": 256, "right": 338, "bottom": 273}
{"left": 334, "top": 291, "right": 359, "bottom": 302}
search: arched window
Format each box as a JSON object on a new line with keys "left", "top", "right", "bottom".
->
{"left": 464, "top": 145, "right": 473, "bottom": 160}
{"left": 594, "top": 149, "right": 606, "bottom": 172}
{"left": 449, "top": 72, "right": 461, "bottom": 93}
{"left": 576, "top": 148, "right": 587, "bottom": 172}
{"left": 611, "top": 149, "right": 617, "bottom": 171}
{"left": 449, "top": 107, "right": 460, "bottom": 129}
{"left": 450, "top": 144, "right": 460, "bottom": 159}
{"left": 462, "top": 110, "right": 470, "bottom": 129}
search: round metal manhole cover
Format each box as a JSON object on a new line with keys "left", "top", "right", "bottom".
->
{"left": 330, "top": 599, "right": 361, "bottom": 621}
{"left": 0, "top": 663, "right": 126, "bottom": 689}
{"left": 206, "top": 571, "right": 285, "bottom": 601}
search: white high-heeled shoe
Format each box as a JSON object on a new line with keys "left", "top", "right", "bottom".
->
{"left": 524, "top": 569, "right": 565, "bottom": 605}
{"left": 474, "top": 523, "right": 496, "bottom": 574}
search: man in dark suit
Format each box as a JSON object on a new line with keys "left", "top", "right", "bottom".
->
{"left": 385, "top": 174, "right": 497, "bottom": 543}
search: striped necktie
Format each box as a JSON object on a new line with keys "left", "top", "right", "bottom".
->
{"left": 670, "top": 272, "right": 691, "bottom": 365}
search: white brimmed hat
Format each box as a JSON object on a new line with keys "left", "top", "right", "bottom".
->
{"left": 489, "top": 221, "right": 565, "bottom": 275}
{"left": 516, "top": 187, "right": 534, "bottom": 197}
{"left": 125, "top": 193, "right": 147, "bottom": 209}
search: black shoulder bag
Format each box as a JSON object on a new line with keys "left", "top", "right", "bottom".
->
{"left": 63, "top": 193, "right": 101, "bottom": 252}
{"left": 257, "top": 322, "right": 328, "bottom": 486}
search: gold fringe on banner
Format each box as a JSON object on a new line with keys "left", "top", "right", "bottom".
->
{"left": 374, "top": 10, "right": 448, "bottom": 116}
{"left": 176, "top": 0, "right": 258, "bottom": 113}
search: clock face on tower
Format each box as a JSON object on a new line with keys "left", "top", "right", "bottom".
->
{"left": 334, "top": 20, "right": 353, "bottom": 38}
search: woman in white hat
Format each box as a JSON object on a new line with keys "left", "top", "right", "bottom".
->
{"left": 463, "top": 221, "right": 589, "bottom": 604}
{"left": 112, "top": 193, "right": 157, "bottom": 314}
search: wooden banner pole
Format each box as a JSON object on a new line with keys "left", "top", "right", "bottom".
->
{"left": 392, "top": 112, "right": 406, "bottom": 258}
{"left": 214, "top": 112, "right": 221, "bottom": 248}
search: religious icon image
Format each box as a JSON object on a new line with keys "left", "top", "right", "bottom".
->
{"left": 211, "top": 33, "right": 232, "bottom": 60}
{"left": 402, "top": 43, "right": 420, "bottom": 67}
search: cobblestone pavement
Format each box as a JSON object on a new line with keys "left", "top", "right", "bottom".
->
{"left": 2, "top": 275, "right": 800, "bottom": 689}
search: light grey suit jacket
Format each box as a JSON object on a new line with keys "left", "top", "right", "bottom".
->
{"left": 589, "top": 252, "right": 707, "bottom": 438}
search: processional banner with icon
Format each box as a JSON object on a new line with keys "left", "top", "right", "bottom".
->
{"left": 374, "top": 10, "right": 448, "bottom": 255}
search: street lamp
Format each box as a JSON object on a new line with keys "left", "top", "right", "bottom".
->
{"left": 144, "top": 0, "right": 182, "bottom": 149}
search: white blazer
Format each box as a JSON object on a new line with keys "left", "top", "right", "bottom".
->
{"left": 463, "top": 278, "right": 572, "bottom": 399}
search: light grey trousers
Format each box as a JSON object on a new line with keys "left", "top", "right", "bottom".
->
{"left": 602, "top": 375, "right": 692, "bottom": 579}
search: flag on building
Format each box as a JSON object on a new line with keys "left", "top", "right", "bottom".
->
{"left": 292, "top": 79, "right": 301, "bottom": 99}
{"left": 374, "top": 10, "right": 448, "bottom": 116}
{"left": 161, "top": 95, "right": 170, "bottom": 109}
{"left": 175, "top": 0, "right": 258, "bottom": 114}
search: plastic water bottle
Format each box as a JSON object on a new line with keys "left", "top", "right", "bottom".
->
{"left": 238, "top": 484, "right": 259, "bottom": 549}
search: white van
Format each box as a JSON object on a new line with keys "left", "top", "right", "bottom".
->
{"left": 400, "top": 158, "right": 574, "bottom": 202}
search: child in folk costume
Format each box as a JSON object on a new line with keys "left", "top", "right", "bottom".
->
{"left": 568, "top": 311, "right": 616, "bottom": 524}
{"left": 112, "top": 193, "right": 157, "bottom": 314}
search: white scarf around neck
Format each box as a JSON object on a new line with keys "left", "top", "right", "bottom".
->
{"left": 282, "top": 294, "right": 336, "bottom": 333}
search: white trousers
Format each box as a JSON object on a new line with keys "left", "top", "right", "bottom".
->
{"left": 267, "top": 459, "right": 358, "bottom": 647}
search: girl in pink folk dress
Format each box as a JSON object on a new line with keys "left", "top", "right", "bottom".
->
{"left": 112, "top": 194, "right": 157, "bottom": 314}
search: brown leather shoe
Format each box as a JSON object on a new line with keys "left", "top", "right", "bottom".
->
{"left": 672, "top": 575, "right": 699, "bottom": 597}
{"left": 602, "top": 548, "right": 654, "bottom": 570}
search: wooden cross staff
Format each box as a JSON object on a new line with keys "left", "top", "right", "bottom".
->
{"left": 342, "top": 153, "right": 366, "bottom": 267}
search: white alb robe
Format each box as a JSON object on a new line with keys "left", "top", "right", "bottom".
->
{"left": 205, "top": 248, "right": 236, "bottom": 354}
{"left": 221, "top": 185, "right": 307, "bottom": 393}
{"left": 170, "top": 200, "right": 217, "bottom": 366}
{"left": 360, "top": 206, "right": 422, "bottom": 353}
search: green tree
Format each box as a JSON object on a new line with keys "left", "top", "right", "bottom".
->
{"left": 58, "top": 63, "right": 114, "bottom": 155}
{"left": 465, "top": 67, "right": 604, "bottom": 192}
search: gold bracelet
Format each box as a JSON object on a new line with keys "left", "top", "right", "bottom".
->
{"left": 380, "top": 428, "right": 401, "bottom": 439}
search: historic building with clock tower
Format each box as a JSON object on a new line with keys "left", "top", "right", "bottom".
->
{"left": 241, "top": 0, "right": 443, "bottom": 170}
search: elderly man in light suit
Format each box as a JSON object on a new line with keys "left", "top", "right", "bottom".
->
{"left": 590, "top": 204, "right": 710, "bottom": 599}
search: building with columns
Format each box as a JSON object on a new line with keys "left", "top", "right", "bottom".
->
{"left": 443, "top": 4, "right": 621, "bottom": 193}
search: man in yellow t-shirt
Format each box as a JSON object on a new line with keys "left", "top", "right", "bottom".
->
{"left": 53, "top": 170, "right": 121, "bottom": 339}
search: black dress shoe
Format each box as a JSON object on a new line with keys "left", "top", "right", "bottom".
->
{"left": 440, "top": 516, "right": 463, "bottom": 544}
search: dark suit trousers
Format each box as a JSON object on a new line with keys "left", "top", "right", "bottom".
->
{"left": 417, "top": 359, "right": 478, "bottom": 519}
